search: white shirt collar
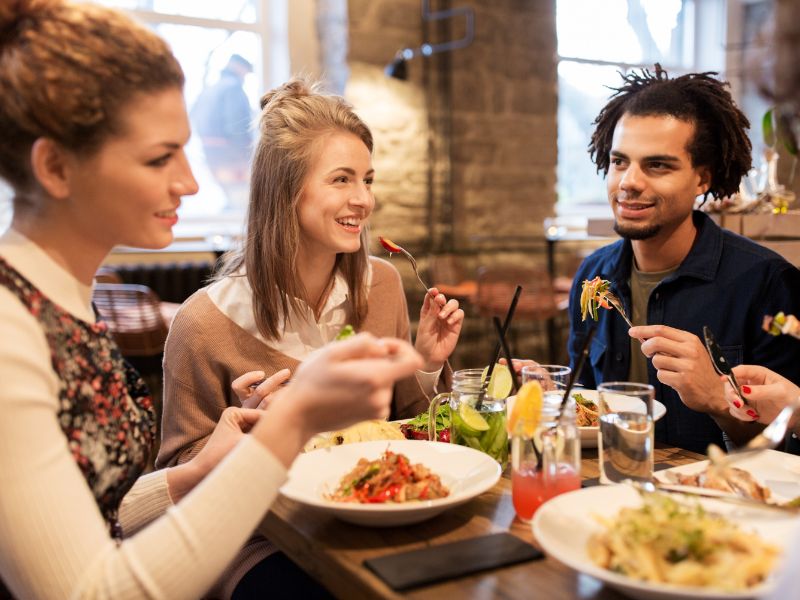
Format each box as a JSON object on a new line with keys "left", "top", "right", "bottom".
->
{"left": 207, "top": 264, "right": 371, "bottom": 360}
{"left": 0, "top": 228, "right": 95, "bottom": 323}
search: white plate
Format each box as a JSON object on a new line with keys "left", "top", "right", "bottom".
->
{"left": 532, "top": 485, "right": 799, "bottom": 600}
{"left": 280, "top": 440, "right": 501, "bottom": 527}
{"left": 655, "top": 449, "right": 800, "bottom": 504}
{"left": 507, "top": 390, "right": 667, "bottom": 448}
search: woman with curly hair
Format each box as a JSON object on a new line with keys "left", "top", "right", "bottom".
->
{"left": 0, "top": 2, "right": 422, "bottom": 598}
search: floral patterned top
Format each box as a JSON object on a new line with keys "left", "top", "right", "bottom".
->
{"left": 0, "top": 257, "right": 156, "bottom": 539}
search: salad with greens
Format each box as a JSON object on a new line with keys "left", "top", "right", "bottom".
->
{"left": 400, "top": 405, "right": 451, "bottom": 443}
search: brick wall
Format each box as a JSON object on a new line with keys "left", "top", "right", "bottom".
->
{"left": 345, "top": 0, "right": 562, "bottom": 366}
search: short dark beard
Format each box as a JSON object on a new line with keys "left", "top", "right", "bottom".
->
{"left": 613, "top": 221, "right": 662, "bottom": 240}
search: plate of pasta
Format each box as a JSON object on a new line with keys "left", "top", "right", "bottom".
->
{"left": 281, "top": 440, "right": 501, "bottom": 526}
{"left": 570, "top": 390, "right": 666, "bottom": 447}
{"left": 532, "top": 485, "right": 798, "bottom": 600}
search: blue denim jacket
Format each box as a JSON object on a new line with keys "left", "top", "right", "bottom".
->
{"left": 568, "top": 211, "right": 800, "bottom": 453}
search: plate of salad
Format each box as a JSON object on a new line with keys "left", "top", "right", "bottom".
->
{"left": 397, "top": 404, "right": 451, "bottom": 443}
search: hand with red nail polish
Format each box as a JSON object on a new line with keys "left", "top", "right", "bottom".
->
{"left": 722, "top": 365, "right": 800, "bottom": 433}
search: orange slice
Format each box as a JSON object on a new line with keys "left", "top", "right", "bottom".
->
{"left": 508, "top": 381, "right": 543, "bottom": 437}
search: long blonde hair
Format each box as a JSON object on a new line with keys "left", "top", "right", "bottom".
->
{"left": 215, "top": 78, "right": 374, "bottom": 341}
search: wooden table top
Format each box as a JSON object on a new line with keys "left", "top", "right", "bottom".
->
{"left": 258, "top": 444, "right": 704, "bottom": 600}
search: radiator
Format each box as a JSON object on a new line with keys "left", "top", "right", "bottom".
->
{"left": 112, "top": 261, "right": 215, "bottom": 303}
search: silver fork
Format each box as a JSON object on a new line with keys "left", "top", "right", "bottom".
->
{"left": 605, "top": 290, "right": 633, "bottom": 328}
{"left": 628, "top": 479, "right": 800, "bottom": 513}
{"left": 709, "top": 396, "right": 800, "bottom": 465}
{"left": 380, "top": 238, "right": 430, "bottom": 294}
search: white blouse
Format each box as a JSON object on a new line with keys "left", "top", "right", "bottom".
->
{"left": 207, "top": 266, "right": 442, "bottom": 392}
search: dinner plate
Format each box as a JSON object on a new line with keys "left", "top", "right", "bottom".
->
{"left": 532, "top": 485, "right": 799, "bottom": 600}
{"left": 507, "top": 390, "right": 667, "bottom": 448}
{"left": 280, "top": 440, "right": 501, "bottom": 527}
{"left": 656, "top": 449, "right": 800, "bottom": 504}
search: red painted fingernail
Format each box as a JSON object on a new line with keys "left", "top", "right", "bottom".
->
{"left": 746, "top": 409, "right": 758, "bottom": 418}
{"left": 733, "top": 400, "right": 742, "bottom": 408}
{"left": 742, "top": 385, "right": 751, "bottom": 394}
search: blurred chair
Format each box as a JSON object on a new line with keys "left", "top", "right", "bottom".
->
{"left": 428, "top": 253, "right": 477, "bottom": 304}
{"left": 95, "top": 266, "right": 181, "bottom": 326}
{"left": 474, "top": 265, "right": 569, "bottom": 363}
{"left": 92, "top": 283, "right": 170, "bottom": 359}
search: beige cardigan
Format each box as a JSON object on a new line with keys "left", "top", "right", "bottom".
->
{"left": 158, "top": 257, "right": 448, "bottom": 467}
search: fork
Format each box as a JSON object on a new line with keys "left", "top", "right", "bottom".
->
{"left": 628, "top": 479, "right": 800, "bottom": 513}
{"left": 604, "top": 290, "right": 633, "bottom": 328}
{"left": 379, "top": 237, "right": 430, "bottom": 294}
{"left": 709, "top": 396, "right": 800, "bottom": 466}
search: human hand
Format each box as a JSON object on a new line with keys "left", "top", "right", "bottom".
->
{"left": 168, "top": 406, "right": 262, "bottom": 501}
{"left": 231, "top": 368, "right": 291, "bottom": 410}
{"left": 630, "top": 324, "right": 726, "bottom": 415}
{"left": 498, "top": 357, "right": 540, "bottom": 375}
{"left": 414, "top": 287, "right": 464, "bottom": 371}
{"left": 722, "top": 365, "right": 800, "bottom": 430}
{"left": 267, "top": 333, "right": 424, "bottom": 440}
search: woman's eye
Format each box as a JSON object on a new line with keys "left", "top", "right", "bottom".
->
{"left": 333, "top": 175, "right": 348, "bottom": 183}
{"left": 147, "top": 154, "right": 171, "bottom": 167}
{"left": 364, "top": 177, "right": 374, "bottom": 186}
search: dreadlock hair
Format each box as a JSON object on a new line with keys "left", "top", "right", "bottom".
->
{"left": 588, "top": 64, "right": 752, "bottom": 201}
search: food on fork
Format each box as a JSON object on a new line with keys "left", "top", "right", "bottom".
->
{"left": 588, "top": 492, "right": 779, "bottom": 590}
{"left": 327, "top": 450, "right": 449, "bottom": 503}
{"left": 763, "top": 311, "right": 800, "bottom": 339}
{"left": 580, "top": 277, "right": 613, "bottom": 322}
{"left": 304, "top": 420, "right": 405, "bottom": 452}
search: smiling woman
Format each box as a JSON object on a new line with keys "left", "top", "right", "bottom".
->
{"left": 0, "top": 2, "right": 426, "bottom": 599}
{"left": 156, "top": 77, "right": 466, "bottom": 595}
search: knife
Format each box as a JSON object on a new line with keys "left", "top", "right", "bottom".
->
{"left": 702, "top": 325, "right": 749, "bottom": 407}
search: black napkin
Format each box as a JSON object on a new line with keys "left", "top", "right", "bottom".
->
{"left": 363, "top": 532, "right": 543, "bottom": 591}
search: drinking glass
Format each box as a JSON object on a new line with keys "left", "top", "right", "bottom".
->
{"left": 511, "top": 394, "right": 580, "bottom": 522}
{"left": 597, "top": 382, "right": 655, "bottom": 484}
{"left": 429, "top": 369, "right": 508, "bottom": 468}
{"left": 511, "top": 365, "right": 579, "bottom": 522}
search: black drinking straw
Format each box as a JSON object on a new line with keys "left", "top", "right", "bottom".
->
{"left": 492, "top": 316, "right": 521, "bottom": 395}
{"left": 477, "top": 285, "right": 522, "bottom": 409}
{"left": 558, "top": 326, "right": 596, "bottom": 417}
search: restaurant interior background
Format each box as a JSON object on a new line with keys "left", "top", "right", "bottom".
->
{"left": 3, "top": 0, "right": 798, "bottom": 384}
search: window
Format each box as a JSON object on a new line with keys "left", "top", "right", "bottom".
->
{"left": 90, "top": 0, "right": 292, "bottom": 238}
{"left": 555, "top": 0, "right": 726, "bottom": 216}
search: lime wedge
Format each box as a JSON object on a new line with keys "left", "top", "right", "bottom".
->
{"left": 481, "top": 363, "right": 513, "bottom": 399}
{"left": 454, "top": 403, "right": 490, "bottom": 436}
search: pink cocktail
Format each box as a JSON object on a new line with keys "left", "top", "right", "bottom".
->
{"left": 512, "top": 463, "right": 580, "bottom": 522}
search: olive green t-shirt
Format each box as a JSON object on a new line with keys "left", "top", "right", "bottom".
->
{"left": 627, "top": 264, "right": 677, "bottom": 384}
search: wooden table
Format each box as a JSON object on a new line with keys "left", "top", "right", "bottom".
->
{"left": 258, "top": 444, "right": 704, "bottom": 599}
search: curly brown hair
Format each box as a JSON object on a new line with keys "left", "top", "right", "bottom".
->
{"left": 0, "top": 0, "right": 184, "bottom": 194}
{"left": 588, "top": 64, "right": 752, "bottom": 200}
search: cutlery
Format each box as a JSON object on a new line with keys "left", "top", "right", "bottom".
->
{"left": 378, "top": 237, "right": 430, "bottom": 294}
{"left": 702, "top": 325, "right": 749, "bottom": 407}
{"left": 628, "top": 479, "right": 800, "bottom": 514}
{"left": 708, "top": 396, "right": 800, "bottom": 465}
{"left": 604, "top": 290, "right": 633, "bottom": 328}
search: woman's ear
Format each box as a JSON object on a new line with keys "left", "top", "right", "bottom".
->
{"left": 30, "top": 138, "right": 71, "bottom": 199}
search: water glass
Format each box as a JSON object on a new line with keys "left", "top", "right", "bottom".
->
{"left": 511, "top": 394, "right": 580, "bottom": 522}
{"left": 429, "top": 369, "right": 508, "bottom": 468}
{"left": 597, "top": 382, "right": 655, "bottom": 484}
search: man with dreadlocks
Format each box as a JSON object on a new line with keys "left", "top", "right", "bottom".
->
{"left": 567, "top": 65, "right": 800, "bottom": 454}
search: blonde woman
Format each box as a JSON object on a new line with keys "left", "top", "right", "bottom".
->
{"left": 157, "top": 78, "right": 464, "bottom": 596}
{"left": 0, "top": 2, "right": 423, "bottom": 599}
